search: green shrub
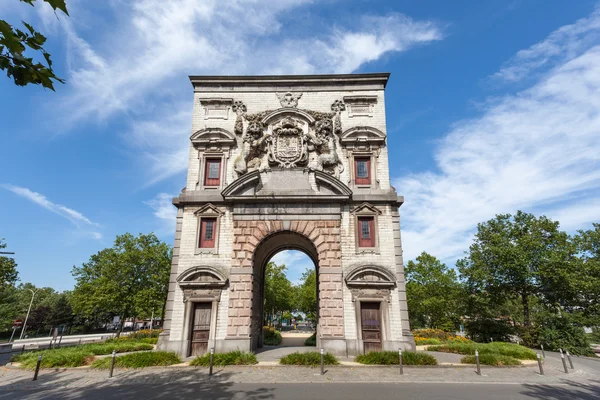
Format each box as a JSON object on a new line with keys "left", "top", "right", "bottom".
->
{"left": 304, "top": 333, "right": 316, "bottom": 346}
{"left": 127, "top": 329, "right": 162, "bottom": 340}
{"left": 414, "top": 338, "right": 442, "bottom": 345}
{"left": 263, "top": 326, "right": 282, "bottom": 346}
{"left": 189, "top": 350, "right": 257, "bottom": 366}
{"left": 91, "top": 351, "right": 180, "bottom": 369}
{"left": 411, "top": 329, "right": 452, "bottom": 340}
{"left": 355, "top": 351, "right": 437, "bottom": 366}
{"left": 427, "top": 342, "right": 536, "bottom": 360}
{"left": 279, "top": 351, "right": 339, "bottom": 366}
{"left": 522, "top": 315, "right": 594, "bottom": 357}
{"left": 461, "top": 354, "right": 521, "bottom": 366}
{"left": 82, "top": 342, "right": 154, "bottom": 355}
{"left": 465, "top": 318, "right": 514, "bottom": 343}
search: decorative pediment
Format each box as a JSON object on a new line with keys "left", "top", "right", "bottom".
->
{"left": 190, "top": 128, "right": 236, "bottom": 148}
{"left": 345, "top": 264, "right": 396, "bottom": 288}
{"left": 340, "top": 126, "right": 386, "bottom": 148}
{"left": 177, "top": 266, "right": 228, "bottom": 289}
{"left": 221, "top": 169, "right": 352, "bottom": 201}
{"left": 351, "top": 202, "right": 382, "bottom": 215}
{"left": 194, "top": 203, "right": 224, "bottom": 216}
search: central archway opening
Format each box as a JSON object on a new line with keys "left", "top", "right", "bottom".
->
{"left": 251, "top": 231, "right": 319, "bottom": 354}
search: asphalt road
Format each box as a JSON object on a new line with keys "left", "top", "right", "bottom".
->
{"left": 1, "top": 382, "right": 599, "bottom": 400}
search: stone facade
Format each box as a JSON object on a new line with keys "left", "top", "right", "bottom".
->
{"left": 158, "top": 74, "right": 414, "bottom": 357}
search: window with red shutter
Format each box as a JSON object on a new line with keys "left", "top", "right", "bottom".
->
{"left": 358, "top": 216, "right": 375, "bottom": 247}
{"left": 199, "top": 218, "right": 217, "bottom": 248}
{"left": 204, "top": 159, "right": 221, "bottom": 186}
{"left": 355, "top": 157, "right": 371, "bottom": 185}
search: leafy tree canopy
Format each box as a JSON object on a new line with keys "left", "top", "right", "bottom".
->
{"left": 457, "top": 211, "right": 572, "bottom": 326}
{"left": 71, "top": 233, "right": 171, "bottom": 333}
{"left": 0, "top": 238, "right": 18, "bottom": 288}
{"left": 405, "top": 252, "right": 462, "bottom": 330}
{"left": 1, "top": 0, "right": 68, "bottom": 89}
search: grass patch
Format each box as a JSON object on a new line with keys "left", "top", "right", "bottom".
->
{"left": 461, "top": 354, "right": 521, "bottom": 366}
{"left": 12, "top": 341, "right": 154, "bottom": 369}
{"left": 304, "top": 333, "right": 316, "bottom": 346}
{"left": 427, "top": 342, "right": 536, "bottom": 360}
{"left": 12, "top": 347, "right": 95, "bottom": 369}
{"left": 355, "top": 351, "right": 437, "bottom": 366}
{"left": 190, "top": 350, "right": 257, "bottom": 366}
{"left": 415, "top": 338, "right": 442, "bottom": 346}
{"left": 279, "top": 351, "right": 339, "bottom": 366}
{"left": 91, "top": 351, "right": 180, "bottom": 369}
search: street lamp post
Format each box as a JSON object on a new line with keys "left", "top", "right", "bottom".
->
{"left": 19, "top": 289, "right": 38, "bottom": 340}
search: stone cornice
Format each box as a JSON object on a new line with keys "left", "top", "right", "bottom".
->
{"left": 189, "top": 73, "right": 390, "bottom": 91}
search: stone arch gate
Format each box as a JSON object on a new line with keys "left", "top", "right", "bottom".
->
{"left": 157, "top": 73, "right": 415, "bottom": 358}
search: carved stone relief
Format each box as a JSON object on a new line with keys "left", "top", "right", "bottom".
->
{"left": 276, "top": 92, "right": 302, "bottom": 108}
{"left": 232, "top": 100, "right": 247, "bottom": 136}
{"left": 231, "top": 104, "right": 346, "bottom": 178}
{"left": 183, "top": 288, "right": 222, "bottom": 303}
{"left": 350, "top": 288, "right": 391, "bottom": 303}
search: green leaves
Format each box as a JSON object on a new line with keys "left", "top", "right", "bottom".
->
{"left": 0, "top": 239, "right": 19, "bottom": 288}
{"left": 71, "top": 233, "right": 172, "bottom": 326}
{"left": 405, "top": 252, "right": 462, "bottom": 330}
{"left": 1, "top": 0, "right": 68, "bottom": 89}
{"left": 458, "top": 211, "right": 572, "bottom": 326}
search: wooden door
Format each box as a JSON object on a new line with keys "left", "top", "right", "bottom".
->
{"left": 361, "top": 302, "right": 382, "bottom": 353}
{"left": 190, "top": 303, "right": 212, "bottom": 357}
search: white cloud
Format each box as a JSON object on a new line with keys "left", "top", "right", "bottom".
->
{"left": 493, "top": 6, "right": 600, "bottom": 82}
{"left": 144, "top": 193, "right": 177, "bottom": 221}
{"left": 395, "top": 12, "right": 600, "bottom": 264}
{"left": 2, "top": 184, "right": 102, "bottom": 239}
{"left": 43, "top": 1, "right": 442, "bottom": 184}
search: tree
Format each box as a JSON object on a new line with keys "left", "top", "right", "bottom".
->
{"left": 1, "top": 0, "right": 68, "bottom": 89}
{"left": 458, "top": 211, "right": 572, "bottom": 326}
{"left": 405, "top": 252, "right": 462, "bottom": 330}
{"left": 296, "top": 268, "right": 317, "bottom": 321}
{"left": 46, "top": 292, "right": 73, "bottom": 329}
{"left": 0, "top": 238, "right": 18, "bottom": 288}
{"left": 71, "top": 233, "right": 171, "bottom": 334}
{"left": 572, "top": 223, "right": 600, "bottom": 325}
{"left": 263, "top": 262, "right": 295, "bottom": 325}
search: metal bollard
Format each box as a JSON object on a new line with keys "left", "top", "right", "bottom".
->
{"left": 560, "top": 353, "right": 569, "bottom": 374}
{"left": 320, "top": 348, "right": 324, "bottom": 375}
{"left": 398, "top": 349, "right": 403, "bottom": 375}
{"left": 541, "top": 344, "right": 545, "bottom": 358}
{"left": 109, "top": 350, "right": 116, "bottom": 378}
{"left": 475, "top": 350, "right": 481, "bottom": 375}
{"left": 33, "top": 354, "right": 43, "bottom": 381}
{"left": 209, "top": 348, "right": 214, "bottom": 376}
{"left": 566, "top": 351, "right": 574, "bottom": 369}
{"left": 536, "top": 354, "right": 544, "bottom": 375}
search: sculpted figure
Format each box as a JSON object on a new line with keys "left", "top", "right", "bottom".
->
{"left": 234, "top": 122, "right": 271, "bottom": 176}
{"left": 308, "top": 118, "right": 344, "bottom": 178}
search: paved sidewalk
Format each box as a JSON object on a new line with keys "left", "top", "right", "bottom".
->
{"left": 0, "top": 357, "right": 595, "bottom": 389}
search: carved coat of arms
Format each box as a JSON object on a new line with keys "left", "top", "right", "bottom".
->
{"left": 268, "top": 117, "right": 308, "bottom": 168}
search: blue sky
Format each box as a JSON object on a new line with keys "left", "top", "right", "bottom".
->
{"left": 1, "top": 0, "right": 599, "bottom": 290}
